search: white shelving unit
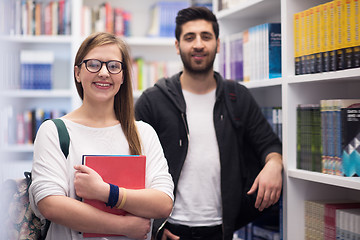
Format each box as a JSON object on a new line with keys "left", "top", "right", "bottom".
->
{"left": 0, "top": 0, "right": 183, "bottom": 181}
{"left": 214, "top": 0, "right": 360, "bottom": 239}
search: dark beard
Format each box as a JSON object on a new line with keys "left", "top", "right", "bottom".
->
{"left": 179, "top": 49, "right": 216, "bottom": 75}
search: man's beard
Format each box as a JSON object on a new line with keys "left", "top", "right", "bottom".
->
{"left": 179, "top": 49, "right": 216, "bottom": 75}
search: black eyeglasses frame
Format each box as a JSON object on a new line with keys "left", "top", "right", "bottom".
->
{"left": 79, "top": 59, "right": 125, "bottom": 74}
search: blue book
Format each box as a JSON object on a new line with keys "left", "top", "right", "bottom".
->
{"left": 267, "top": 23, "right": 282, "bottom": 79}
{"left": 341, "top": 107, "right": 360, "bottom": 177}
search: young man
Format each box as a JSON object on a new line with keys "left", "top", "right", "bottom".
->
{"left": 135, "top": 6, "right": 283, "bottom": 240}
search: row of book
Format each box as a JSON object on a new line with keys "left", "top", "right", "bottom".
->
{"left": 132, "top": 58, "right": 182, "bottom": 91}
{"left": 20, "top": 50, "right": 54, "bottom": 90}
{"left": 81, "top": 1, "right": 189, "bottom": 38}
{"left": 0, "top": 106, "right": 66, "bottom": 146}
{"left": 296, "top": 99, "right": 360, "bottom": 177}
{"left": 305, "top": 200, "right": 360, "bottom": 240}
{"left": 293, "top": 0, "right": 360, "bottom": 75}
{"left": 262, "top": 107, "right": 282, "bottom": 141}
{"left": 296, "top": 104, "right": 322, "bottom": 173}
{"left": 3, "top": 0, "right": 71, "bottom": 36}
{"left": 233, "top": 224, "right": 280, "bottom": 240}
{"left": 233, "top": 202, "right": 281, "bottom": 240}
{"left": 147, "top": 1, "right": 190, "bottom": 37}
{"left": 219, "top": 23, "right": 281, "bottom": 82}
{"left": 81, "top": 2, "right": 131, "bottom": 37}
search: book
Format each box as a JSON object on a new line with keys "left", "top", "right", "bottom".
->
{"left": 305, "top": 200, "right": 360, "bottom": 240}
{"left": 147, "top": 2, "right": 190, "bottom": 37}
{"left": 324, "top": 202, "right": 360, "bottom": 240}
{"left": 335, "top": 0, "right": 345, "bottom": 70}
{"left": 296, "top": 104, "right": 321, "bottom": 172}
{"left": 322, "top": 3, "right": 331, "bottom": 72}
{"left": 336, "top": 208, "right": 360, "bottom": 239}
{"left": 320, "top": 99, "right": 360, "bottom": 175}
{"left": 341, "top": 107, "right": 360, "bottom": 177}
{"left": 229, "top": 32, "right": 243, "bottom": 81}
{"left": 314, "top": 4, "right": 323, "bottom": 73}
{"left": 294, "top": 12, "right": 301, "bottom": 75}
{"left": 343, "top": 0, "right": 354, "bottom": 69}
{"left": 267, "top": 23, "right": 282, "bottom": 79}
{"left": 82, "top": 155, "right": 146, "bottom": 238}
{"left": 328, "top": 1, "right": 337, "bottom": 72}
{"left": 353, "top": 0, "right": 360, "bottom": 68}
{"left": 299, "top": 10, "right": 307, "bottom": 74}
{"left": 332, "top": 99, "right": 360, "bottom": 175}
{"left": 20, "top": 50, "right": 54, "bottom": 90}
{"left": 243, "top": 29, "right": 250, "bottom": 82}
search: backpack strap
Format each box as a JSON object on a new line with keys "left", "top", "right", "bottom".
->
{"left": 29, "top": 118, "right": 70, "bottom": 240}
{"left": 224, "top": 80, "right": 242, "bottom": 129}
{"left": 50, "top": 119, "right": 70, "bottom": 158}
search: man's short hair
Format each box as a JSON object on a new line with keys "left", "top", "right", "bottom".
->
{"left": 175, "top": 6, "right": 219, "bottom": 41}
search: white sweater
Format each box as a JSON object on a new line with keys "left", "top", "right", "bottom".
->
{"left": 29, "top": 118, "right": 174, "bottom": 240}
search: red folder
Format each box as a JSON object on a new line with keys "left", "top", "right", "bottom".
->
{"left": 82, "top": 155, "right": 146, "bottom": 238}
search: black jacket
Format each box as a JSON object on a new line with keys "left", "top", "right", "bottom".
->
{"left": 135, "top": 71, "right": 282, "bottom": 240}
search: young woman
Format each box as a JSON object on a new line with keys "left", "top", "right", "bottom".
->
{"left": 29, "top": 32, "right": 174, "bottom": 240}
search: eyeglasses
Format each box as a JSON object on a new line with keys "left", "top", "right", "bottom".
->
{"left": 79, "top": 59, "right": 124, "bottom": 74}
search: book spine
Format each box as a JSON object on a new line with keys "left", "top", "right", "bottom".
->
{"left": 268, "top": 23, "right": 282, "bottom": 79}
{"left": 335, "top": 0, "right": 345, "bottom": 70}
{"left": 341, "top": 108, "right": 360, "bottom": 176}
{"left": 300, "top": 10, "right": 307, "bottom": 74}
{"left": 294, "top": 12, "right": 301, "bottom": 75}
{"left": 314, "top": 5, "right": 323, "bottom": 73}
{"left": 353, "top": 0, "right": 360, "bottom": 68}
{"left": 344, "top": 0, "right": 354, "bottom": 69}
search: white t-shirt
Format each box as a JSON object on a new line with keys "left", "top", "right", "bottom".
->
{"left": 168, "top": 89, "right": 222, "bottom": 227}
{"left": 29, "top": 118, "right": 174, "bottom": 240}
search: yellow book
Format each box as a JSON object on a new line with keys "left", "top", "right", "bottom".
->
{"left": 308, "top": 7, "right": 316, "bottom": 73}
{"left": 294, "top": 12, "right": 301, "bottom": 75}
{"left": 343, "top": 0, "right": 354, "bottom": 68}
{"left": 322, "top": 3, "right": 331, "bottom": 72}
{"left": 334, "top": 0, "right": 345, "bottom": 70}
{"left": 328, "top": 1, "right": 337, "bottom": 71}
{"left": 352, "top": 0, "right": 360, "bottom": 67}
{"left": 314, "top": 5, "right": 323, "bottom": 73}
{"left": 299, "top": 10, "right": 307, "bottom": 74}
{"left": 305, "top": 9, "right": 311, "bottom": 74}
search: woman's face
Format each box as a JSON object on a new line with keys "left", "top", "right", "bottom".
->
{"left": 74, "top": 44, "right": 124, "bottom": 106}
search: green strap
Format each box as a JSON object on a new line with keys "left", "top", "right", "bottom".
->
{"left": 50, "top": 119, "right": 70, "bottom": 158}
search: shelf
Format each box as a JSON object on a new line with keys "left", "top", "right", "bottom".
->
{"left": 78, "top": 36, "right": 176, "bottom": 47}
{"left": 288, "top": 169, "right": 360, "bottom": 191}
{"left": 0, "top": 35, "right": 73, "bottom": 44}
{"left": 216, "top": 0, "right": 280, "bottom": 21}
{"left": 287, "top": 68, "right": 360, "bottom": 84}
{"left": 241, "top": 78, "right": 283, "bottom": 89}
{"left": 1, "top": 89, "right": 74, "bottom": 98}
{"left": 1, "top": 144, "right": 34, "bottom": 153}
{"left": 125, "top": 37, "right": 175, "bottom": 46}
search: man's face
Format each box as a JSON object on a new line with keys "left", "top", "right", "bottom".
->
{"left": 175, "top": 19, "right": 220, "bottom": 74}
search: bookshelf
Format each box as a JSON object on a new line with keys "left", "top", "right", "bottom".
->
{"left": 214, "top": 0, "right": 360, "bottom": 239}
{"left": 0, "top": 0, "right": 185, "bottom": 182}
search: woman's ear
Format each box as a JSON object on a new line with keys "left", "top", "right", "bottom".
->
{"left": 74, "top": 66, "right": 81, "bottom": 83}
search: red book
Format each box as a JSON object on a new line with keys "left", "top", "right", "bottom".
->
{"left": 324, "top": 202, "right": 360, "bottom": 240}
{"left": 82, "top": 155, "right": 146, "bottom": 238}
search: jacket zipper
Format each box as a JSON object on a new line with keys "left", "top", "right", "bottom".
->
{"left": 181, "top": 112, "right": 190, "bottom": 145}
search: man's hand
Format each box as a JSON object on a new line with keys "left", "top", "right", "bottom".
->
{"left": 161, "top": 228, "right": 180, "bottom": 240}
{"left": 247, "top": 153, "right": 283, "bottom": 211}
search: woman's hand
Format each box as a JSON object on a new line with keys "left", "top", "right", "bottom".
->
{"left": 74, "top": 165, "right": 109, "bottom": 203}
{"left": 123, "top": 214, "right": 151, "bottom": 240}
